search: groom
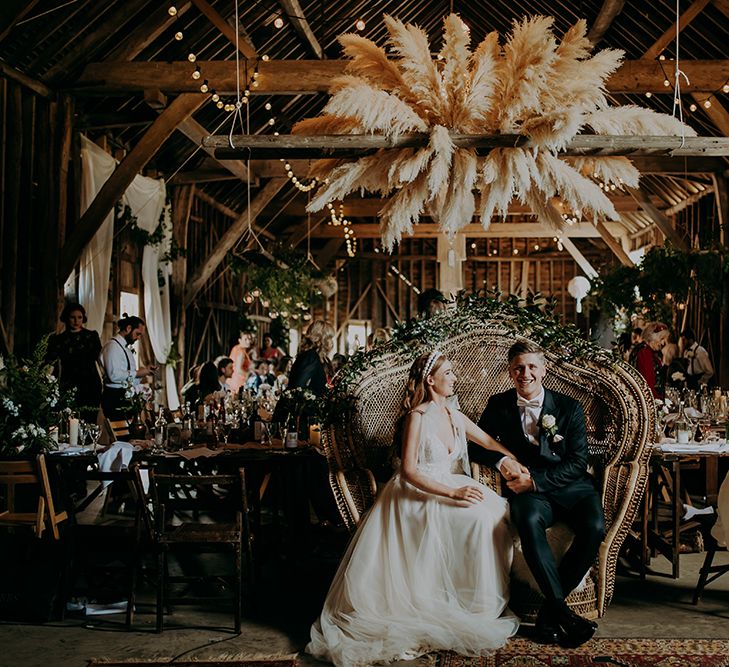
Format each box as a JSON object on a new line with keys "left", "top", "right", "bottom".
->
{"left": 472, "top": 340, "right": 605, "bottom": 648}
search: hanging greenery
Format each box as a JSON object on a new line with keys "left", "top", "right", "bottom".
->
{"left": 116, "top": 203, "right": 187, "bottom": 263}
{"left": 231, "top": 246, "right": 325, "bottom": 327}
{"left": 322, "top": 290, "right": 612, "bottom": 424}
{"left": 586, "top": 245, "right": 729, "bottom": 325}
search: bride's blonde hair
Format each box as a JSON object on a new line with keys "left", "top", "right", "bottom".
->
{"left": 402, "top": 350, "right": 447, "bottom": 413}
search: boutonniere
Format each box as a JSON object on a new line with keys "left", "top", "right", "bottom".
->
{"left": 541, "top": 413, "right": 563, "bottom": 442}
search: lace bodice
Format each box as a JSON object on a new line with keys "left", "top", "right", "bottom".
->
{"left": 415, "top": 401, "right": 470, "bottom": 479}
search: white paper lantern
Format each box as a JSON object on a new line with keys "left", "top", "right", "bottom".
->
{"left": 567, "top": 275, "right": 591, "bottom": 313}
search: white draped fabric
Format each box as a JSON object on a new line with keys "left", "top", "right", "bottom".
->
{"left": 78, "top": 137, "right": 116, "bottom": 335}
{"left": 76, "top": 135, "right": 178, "bottom": 409}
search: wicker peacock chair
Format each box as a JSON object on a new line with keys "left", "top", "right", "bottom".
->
{"left": 321, "top": 306, "right": 654, "bottom": 621}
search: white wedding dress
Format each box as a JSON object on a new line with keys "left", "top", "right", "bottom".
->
{"left": 307, "top": 402, "right": 519, "bottom": 666}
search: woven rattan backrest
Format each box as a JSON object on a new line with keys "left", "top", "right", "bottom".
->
{"left": 325, "top": 323, "right": 654, "bottom": 528}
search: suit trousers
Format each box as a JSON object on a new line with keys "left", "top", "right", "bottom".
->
{"left": 509, "top": 490, "right": 605, "bottom": 603}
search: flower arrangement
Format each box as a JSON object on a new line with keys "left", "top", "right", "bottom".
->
{"left": 275, "top": 386, "right": 321, "bottom": 434}
{"left": 122, "top": 378, "right": 153, "bottom": 416}
{"left": 0, "top": 337, "right": 76, "bottom": 455}
{"left": 295, "top": 13, "right": 694, "bottom": 249}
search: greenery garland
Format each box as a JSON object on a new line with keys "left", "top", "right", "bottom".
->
{"left": 116, "top": 203, "right": 187, "bottom": 264}
{"left": 322, "top": 290, "right": 613, "bottom": 424}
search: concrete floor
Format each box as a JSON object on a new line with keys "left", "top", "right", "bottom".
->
{"left": 0, "top": 542, "right": 727, "bottom": 667}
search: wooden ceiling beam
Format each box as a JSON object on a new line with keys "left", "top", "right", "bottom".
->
{"left": 76, "top": 59, "right": 729, "bottom": 95}
{"left": 627, "top": 186, "right": 689, "bottom": 250}
{"left": 0, "top": 59, "right": 53, "bottom": 98}
{"left": 278, "top": 0, "right": 323, "bottom": 59}
{"left": 190, "top": 0, "right": 257, "bottom": 60}
{"left": 283, "top": 194, "right": 663, "bottom": 217}
{"left": 44, "top": 0, "right": 151, "bottom": 82}
{"left": 0, "top": 0, "right": 41, "bottom": 43}
{"left": 307, "top": 222, "right": 622, "bottom": 239}
{"left": 249, "top": 156, "right": 727, "bottom": 177}
{"left": 642, "top": 0, "right": 712, "bottom": 61}
{"left": 183, "top": 178, "right": 287, "bottom": 307}
{"left": 205, "top": 133, "right": 729, "bottom": 158}
{"left": 107, "top": 1, "right": 192, "bottom": 62}
{"left": 587, "top": 0, "right": 625, "bottom": 46}
{"left": 60, "top": 92, "right": 207, "bottom": 281}
{"left": 176, "top": 116, "right": 256, "bottom": 183}
{"left": 592, "top": 219, "right": 634, "bottom": 266}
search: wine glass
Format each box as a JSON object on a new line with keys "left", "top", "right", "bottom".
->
{"left": 87, "top": 424, "right": 101, "bottom": 453}
{"left": 216, "top": 421, "right": 233, "bottom": 446}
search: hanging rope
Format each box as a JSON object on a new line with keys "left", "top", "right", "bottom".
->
{"left": 672, "top": 0, "right": 689, "bottom": 147}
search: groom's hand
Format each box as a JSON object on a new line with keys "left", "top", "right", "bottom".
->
{"left": 499, "top": 458, "right": 523, "bottom": 480}
{"left": 506, "top": 472, "right": 535, "bottom": 494}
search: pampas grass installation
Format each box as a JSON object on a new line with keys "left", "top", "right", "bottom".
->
{"left": 293, "top": 13, "right": 697, "bottom": 250}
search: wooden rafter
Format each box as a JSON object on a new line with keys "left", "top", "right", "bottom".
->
{"left": 307, "top": 222, "right": 623, "bottom": 239}
{"left": 60, "top": 93, "right": 207, "bottom": 281}
{"left": 177, "top": 116, "right": 256, "bottom": 183}
{"left": 203, "top": 133, "right": 729, "bottom": 158}
{"left": 642, "top": 0, "right": 712, "bottom": 61}
{"left": 559, "top": 238, "right": 599, "bottom": 278}
{"left": 107, "top": 1, "right": 192, "bottom": 62}
{"left": 0, "top": 0, "right": 41, "bottom": 43}
{"left": 587, "top": 0, "right": 625, "bottom": 45}
{"left": 627, "top": 186, "right": 689, "bottom": 250}
{"left": 592, "top": 219, "right": 634, "bottom": 266}
{"left": 183, "top": 178, "right": 287, "bottom": 307}
{"left": 190, "top": 0, "right": 257, "bottom": 60}
{"left": 0, "top": 59, "right": 53, "bottom": 98}
{"left": 43, "top": 0, "right": 151, "bottom": 82}
{"left": 76, "top": 59, "right": 729, "bottom": 95}
{"left": 279, "top": 0, "right": 323, "bottom": 59}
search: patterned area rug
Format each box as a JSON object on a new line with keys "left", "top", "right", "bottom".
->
{"left": 87, "top": 659, "right": 297, "bottom": 667}
{"left": 437, "top": 638, "right": 729, "bottom": 666}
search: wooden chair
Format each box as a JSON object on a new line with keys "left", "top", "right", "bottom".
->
{"left": 692, "top": 537, "right": 729, "bottom": 604}
{"left": 106, "top": 418, "right": 130, "bottom": 442}
{"left": 0, "top": 455, "right": 68, "bottom": 539}
{"left": 134, "top": 467, "right": 253, "bottom": 633}
{"left": 321, "top": 317, "right": 654, "bottom": 621}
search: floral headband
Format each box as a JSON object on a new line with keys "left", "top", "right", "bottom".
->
{"left": 423, "top": 350, "right": 443, "bottom": 380}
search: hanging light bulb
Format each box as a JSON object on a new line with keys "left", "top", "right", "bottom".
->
{"left": 704, "top": 99, "right": 712, "bottom": 108}
{"left": 168, "top": 4, "right": 178, "bottom": 16}
{"left": 188, "top": 52, "right": 197, "bottom": 63}
{"left": 261, "top": 54, "right": 269, "bottom": 61}
{"left": 689, "top": 103, "right": 697, "bottom": 112}
{"left": 192, "top": 65, "right": 201, "bottom": 79}
{"left": 174, "top": 31, "right": 183, "bottom": 41}
{"left": 216, "top": 100, "right": 224, "bottom": 109}
{"left": 268, "top": 117, "right": 275, "bottom": 125}
{"left": 723, "top": 84, "right": 729, "bottom": 94}
{"left": 211, "top": 91, "right": 219, "bottom": 102}
{"left": 264, "top": 102, "right": 272, "bottom": 111}
{"left": 355, "top": 19, "right": 366, "bottom": 31}
{"left": 274, "top": 16, "right": 284, "bottom": 29}
{"left": 200, "top": 79, "right": 209, "bottom": 93}
{"left": 645, "top": 91, "right": 652, "bottom": 98}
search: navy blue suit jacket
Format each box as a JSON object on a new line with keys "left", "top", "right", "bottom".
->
{"left": 473, "top": 388, "right": 598, "bottom": 508}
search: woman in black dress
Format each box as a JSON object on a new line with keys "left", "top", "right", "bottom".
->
{"left": 46, "top": 303, "right": 102, "bottom": 422}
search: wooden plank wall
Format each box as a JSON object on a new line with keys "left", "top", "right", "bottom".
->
{"left": 0, "top": 80, "right": 68, "bottom": 356}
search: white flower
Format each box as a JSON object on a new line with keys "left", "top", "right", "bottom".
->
{"left": 672, "top": 371, "right": 686, "bottom": 382}
{"left": 542, "top": 414, "right": 556, "bottom": 429}
{"left": 2, "top": 397, "right": 19, "bottom": 416}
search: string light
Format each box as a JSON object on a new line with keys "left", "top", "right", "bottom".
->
{"left": 192, "top": 65, "right": 201, "bottom": 79}
{"left": 274, "top": 16, "right": 284, "bottom": 28}
{"left": 187, "top": 52, "right": 196, "bottom": 62}
{"left": 723, "top": 84, "right": 729, "bottom": 94}
{"left": 704, "top": 99, "right": 712, "bottom": 109}
{"left": 200, "top": 79, "right": 209, "bottom": 93}
{"left": 175, "top": 31, "right": 183, "bottom": 41}
{"left": 689, "top": 103, "right": 697, "bottom": 112}
{"left": 168, "top": 4, "right": 178, "bottom": 16}
{"left": 645, "top": 91, "right": 652, "bottom": 98}
{"left": 355, "top": 19, "right": 366, "bottom": 31}
{"left": 389, "top": 266, "right": 421, "bottom": 294}
{"left": 211, "top": 91, "right": 219, "bottom": 102}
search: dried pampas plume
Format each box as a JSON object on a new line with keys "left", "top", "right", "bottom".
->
{"left": 294, "top": 13, "right": 696, "bottom": 250}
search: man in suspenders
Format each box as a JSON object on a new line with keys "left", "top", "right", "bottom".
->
{"left": 100, "top": 315, "right": 156, "bottom": 419}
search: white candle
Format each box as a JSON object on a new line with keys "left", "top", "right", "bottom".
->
{"left": 69, "top": 418, "right": 79, "bottom": 446}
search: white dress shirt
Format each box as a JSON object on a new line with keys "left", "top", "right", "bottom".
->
{"left": 100, "top": 334, "right": 138, "bottom": 388}
{"left": 683, "top": 342, "right": 714, "bottom": 385}
{"left": 518, "top": 388, "right": 545, "bottom": 446}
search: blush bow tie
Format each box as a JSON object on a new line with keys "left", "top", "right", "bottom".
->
{"left": 516, "top": 396, "right": 541, "bottom": 408}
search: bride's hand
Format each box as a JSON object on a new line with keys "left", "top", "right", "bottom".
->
{"left": 451, "top": 485, "right": 485, "bottom": 506}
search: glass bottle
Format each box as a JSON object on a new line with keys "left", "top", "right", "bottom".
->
{"left": 674, "top": 400, "right": 692, "bottom": 444}
{"left": 154, "top": 406, "right": 167, "bottom": 450}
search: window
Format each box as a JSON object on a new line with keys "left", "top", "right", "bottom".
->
{"left": 344, "top": 320, "right": 370, "bottom": 355}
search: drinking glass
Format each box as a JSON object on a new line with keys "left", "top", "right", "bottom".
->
{"left": 216, "top": 421, "right": 233, "bottom": 446}
{"left": 87, "top": 424, "right": 101, "bottom": 453}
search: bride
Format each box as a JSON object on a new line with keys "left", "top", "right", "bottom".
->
{"left": 307, "top": 350, "right": 522, "bottom": 666}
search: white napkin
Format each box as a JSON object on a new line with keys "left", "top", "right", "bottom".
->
{"left": 97, "top": 441, "right": 134, "bottom": 488}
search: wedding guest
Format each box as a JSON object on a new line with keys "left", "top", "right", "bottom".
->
{"left": 417, "top": 288, "right": 448, "bottom": 318}
{"left": 629, "top": 322, "right": 669, "bottom": 399}
{"left": 630, "top": 327, "right": 643, "bottom": 346}
{"left": 216, "top": 356, "right": 234, "bottom": 393}
{"left": 331, "top": 353, "right": 348, "bottom": 375}
{"left": 680, "top": 328, "right": 714, "bottom": 390}
{"left": 260, "top": 332, "right": 282, "bottom": 362}
{"left": 288, "top": 320, "right": 335, "bottom": 397}
{"left": 367, "top": 327, "right": 391, "bottom": 349}
{"left": 307, "top": 351, "right": 519, "bottom": 665}
{"left": 228, "top": 331, "right": 256, "bottom": 394}
{"left": 275, "top": 355, "right": 293, "bottom": 393}
{"left": 246, "top": 359, "right": 276, "bottom": 393}
{"left": 181, "top": 364, "right": 201, "bottom": 403}
{"left": 46, "top": 302, "right": 102, "bottom": 423}
{"left": 100, "top": 314, "right": 156, "bottom": 419}
{"left": 194, "top": 361, "right": 223, "bottom": 408}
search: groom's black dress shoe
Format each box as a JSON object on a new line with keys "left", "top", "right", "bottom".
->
{"left": 533, "top": 606, "right": 564, "bottom": 645}
{"left": 554, "top": 605, "right": 596, "bottom": 648}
